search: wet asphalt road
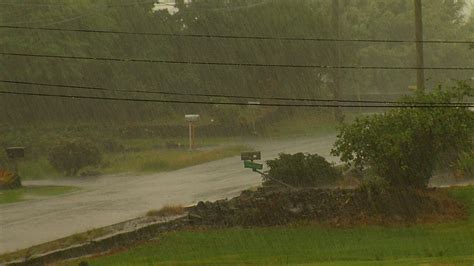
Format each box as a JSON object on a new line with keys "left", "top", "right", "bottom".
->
{"left": 0, "top": 135, "right": 338, "bottom": 254}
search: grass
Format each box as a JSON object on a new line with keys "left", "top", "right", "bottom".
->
{"left": 0, "top": 186, "right": 79, "bottom": 205}
{"left": 102, "top": 145, "right": 248, "bottom": 174}
{"left": 18, "top": 157, "right": 62, "bottom": 180}
{"left": 16, "top": 145, "right": 247, "bottom": 180}
{"left": 70, "top": 186, "right": 474, "bottom": 265}
{"left": 5, "top": 111, "right": 347, "bottom": 180}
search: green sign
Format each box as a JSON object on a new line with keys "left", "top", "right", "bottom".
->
{"left": 244, "top": 160, "right": 263, "bottom": 170}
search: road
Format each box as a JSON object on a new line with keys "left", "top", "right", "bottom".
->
{"left": 0, "top": 135, "right": 338, "bottom": 254}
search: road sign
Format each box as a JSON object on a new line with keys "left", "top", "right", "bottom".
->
{"left": 244, "top": 160, "right": 263, "bottom": 170}
{"left": 241, "top": 151, "right": 261, "bottom": 161}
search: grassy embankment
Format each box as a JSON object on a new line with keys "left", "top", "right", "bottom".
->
{"left": 69, "top": 186, "right": 474, "bottom": 265}
{"left": 0, "top": 186, "right": 79, "bottom": 205}
{"left": 4, "top": 112, "right": 344, "bottom": 180}
{"left": 15, "top": 143, "right": 249, "bottom": 180}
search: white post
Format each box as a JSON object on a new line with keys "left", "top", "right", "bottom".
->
{"left": 185, "top": 114, "right": 200, "bottom": 150}
{"left": 188, "top": 122, "right": 193, "bottom": 150}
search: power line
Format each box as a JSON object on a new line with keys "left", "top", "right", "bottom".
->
{"left": 1, "top": 25, "right": 472, "bottom": 44}
{"left": 2, "top": 52, "right": 473, "bottom": 70}
{"left": 0, "top": 89, "right": 472, "bottom": 108}
{"left": 1, "top": 79, "right": 471, "bottom": 106}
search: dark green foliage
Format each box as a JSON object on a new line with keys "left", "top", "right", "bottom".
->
{"left": 1, "top": 0, "right": 473, "bottom": 125}
{"left": 48, "top": 139, "right": 102, "bottom": 176}
{"left": 266, "top": 153, "right": 341, "bottom": 187}
{"left": 332, "top": 83, "right": 474, "bottom": 188}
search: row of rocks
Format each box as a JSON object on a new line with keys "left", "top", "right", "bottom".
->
{"left": 187, "top": 187, "right": 466, "bottom": 227}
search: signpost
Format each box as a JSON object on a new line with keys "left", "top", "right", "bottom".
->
{"left": 240, "top": 151, "right": 295, "bottom": 189}
{"left": 244, "top": 160, "right": 263, "bottom": 171}
{"left": 241, "top": 151, "right": 261, "bottom": 161}
{"left": 241, "top": 151, "right": 263, "bottom": 172}
{"left": 185, "top": 114, "right": 200, "bottom": 150}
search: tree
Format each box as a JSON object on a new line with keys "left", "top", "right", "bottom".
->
{"left": 331, "top": 82, "right": 473, "bottom": 188}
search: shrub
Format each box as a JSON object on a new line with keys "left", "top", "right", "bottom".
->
{"left": 48, "top": 139, "right": 102, "bottom": 176}
{"left": 331, "top": 83, "right": 473, "bottom": 188}
{"left": 265, "top": 153, "right": 341, "bottom": 187}
{"left": 0, "top": 169, "right": 22, "bottom": 190}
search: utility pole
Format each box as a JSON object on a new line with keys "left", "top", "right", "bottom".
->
{"left": 414, "top": 0, "right": 425, "bottom": 91}
{"left": 332, "top": 0, "right": 344, "bottom": 122}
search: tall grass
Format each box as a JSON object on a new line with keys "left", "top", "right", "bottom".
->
{"left": 102, "top": 145, "right": 247, "bottom": 174}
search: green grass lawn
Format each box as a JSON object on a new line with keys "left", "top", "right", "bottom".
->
{"left": 0, "top": 186, "right": 79, "bottom": 205}
{"left": 73, "top": 186, "right": 474, "bottom": 266}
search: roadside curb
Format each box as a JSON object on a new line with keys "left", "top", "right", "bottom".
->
{"left": 6, "top": 214, "right": 188, "bottom": 266}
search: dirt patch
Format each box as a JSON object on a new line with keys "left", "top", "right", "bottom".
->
{"left": 147, "top": 205, "right": 185, "bottom": 217}
{"left": 187, "top": 187, "right": 467, "bottom": 227}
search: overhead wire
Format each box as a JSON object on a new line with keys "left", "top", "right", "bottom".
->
{"left": 1, "top": 79, "right": 471, "bottom": 106}
{"left": 1, "top": 90, "right": 472, "bottom": 108}
{"left": 1, "top": 52, "right": 473, "bottom": 70}
{"left": 0, "top": 25, "right": 472, "bottom": 44}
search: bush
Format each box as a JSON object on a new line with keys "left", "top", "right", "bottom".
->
{"left": 48, "top": 139, "right": 102, "bottom": 176}
{"left": 265, "top": 153, "right": 341, "bottom": 187}
{"left": 331, "top": 83, "right": 473, "bottom": 188}
{"left": 0, "top": 169, "right": 22, "bottom": 190}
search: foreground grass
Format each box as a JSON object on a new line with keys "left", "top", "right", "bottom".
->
{"left": 0, "top": 186, "right": 79, "bottom": 205}
{"left": 73, "top": 186, "right": 474, "bottom": 266}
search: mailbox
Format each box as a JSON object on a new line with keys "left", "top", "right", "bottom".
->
{"left": 185, "top": 114, "right": 200, "bottom": 122}
{"left": 6, "top": 147, "right": 25, "bottom": 159}
{"left": 241, "top": 151, "right": 261, "bottom": 161}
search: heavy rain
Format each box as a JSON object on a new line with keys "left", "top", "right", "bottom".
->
{"left": 0, "top": 0, "right": 473, "bottom": 265}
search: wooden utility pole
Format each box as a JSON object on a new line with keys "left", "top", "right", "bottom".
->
{"left": 332, "top": 0, "right": 344, "bottom": 122}
{"left": 414, "top": 0, "right": 425, "bottom": 91}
